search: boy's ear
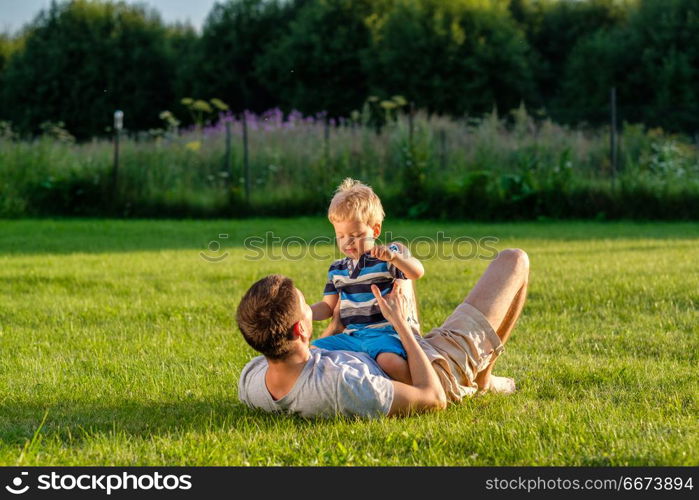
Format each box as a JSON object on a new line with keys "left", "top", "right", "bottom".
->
{"left": 372, "top": 223, "right": 382, "bottom": 238}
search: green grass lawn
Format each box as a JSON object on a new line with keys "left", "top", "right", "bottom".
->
{"left": 0, "top": 218, "right": 697, "bottom": 465}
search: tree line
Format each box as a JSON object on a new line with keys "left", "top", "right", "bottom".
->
{"left": 0, "top": 0, "right": 697, "bottom": 140}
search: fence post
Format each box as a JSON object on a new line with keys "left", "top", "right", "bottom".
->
{"left": 408, "top": 101, "right": 415, "bottom": 151}
{"left": 242, "top": 111, "right": 250, "bottom": 203}
{"left": 324, "top": 116, "right": 330, "bottom": 163}
{"left": 224, "top": 121, "right": 233, "bottom": 186}
{"left": 112, "top": 110, "right": 123, "bottom": 201}
{"left": 439, "top": 128, "right": 447, "bottom": 170}
{"left": 609, "top": 87, "right": 618, "bottom": 187}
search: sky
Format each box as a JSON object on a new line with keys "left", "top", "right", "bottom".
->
{"left": 0, "top": 0, "right": 220, "bottom": 34}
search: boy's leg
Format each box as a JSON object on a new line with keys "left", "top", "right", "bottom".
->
{"left": 312, "top": 333, "right": 361, "bottom": 352}
{"left": 376, "top": 353, "right": 412, "bottom": 385}
{"left": 358, "top": 330, "right": 411, "bottom": 384}
{"left": 462, "top": 249, "right": 529, "bottom": 391}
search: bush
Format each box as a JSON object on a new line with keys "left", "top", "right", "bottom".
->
{"left": 1, "top": 106, "right": 698, "bottom": 220}
{"left": 24, "top": 175, "right": 108, "bottom": 216}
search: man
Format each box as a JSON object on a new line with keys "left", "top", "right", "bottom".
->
{"left": 236, "top": 248, "right": 529, "bottom": 418}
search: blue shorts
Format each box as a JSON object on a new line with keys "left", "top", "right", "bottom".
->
{"left": 312, "top": 328, "right": 407, "bottom": 360}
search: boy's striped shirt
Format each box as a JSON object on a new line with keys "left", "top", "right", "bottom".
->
{"left": 324, "top": 244, "right": 406, "bottom": 333}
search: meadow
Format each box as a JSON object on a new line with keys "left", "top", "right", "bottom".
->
{"left": 2, "top": 107, "right": 699, "bottom": 220}
{"left": 0, "top": 218, "right": 697, "bottom": 465}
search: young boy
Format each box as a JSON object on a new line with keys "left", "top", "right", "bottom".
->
{"left": 310, "top": 178, "right": 424, "bottom": 384}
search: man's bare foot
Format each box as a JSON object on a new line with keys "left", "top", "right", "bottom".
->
{"left": 479, "top": 375, "right": 516, "bottom": 395}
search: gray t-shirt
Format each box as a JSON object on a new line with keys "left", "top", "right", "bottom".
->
{"left": 238, "top": 348, "right": 395, "bottom": 418}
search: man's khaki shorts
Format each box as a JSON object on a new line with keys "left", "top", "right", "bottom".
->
{"left": 415, "top": 302, "right": 504, "bottom": 402}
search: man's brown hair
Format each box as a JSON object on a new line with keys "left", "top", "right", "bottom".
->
{"left": 236, "top": 274, "right": 301, "bottom": 359}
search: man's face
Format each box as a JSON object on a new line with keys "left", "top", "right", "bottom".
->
{"left": 332, "top": 219, "right": 380, "bottom": 258}
{"left": 295, "top": 288, "right": 313, "bottom": 343}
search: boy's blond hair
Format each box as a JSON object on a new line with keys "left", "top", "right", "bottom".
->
{"left": 328, "top": 178, "right": 385, "bottom": 226}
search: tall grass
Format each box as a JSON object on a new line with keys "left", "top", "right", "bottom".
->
{"left": 1, "top": 107, "right": 698, "bottom": 219}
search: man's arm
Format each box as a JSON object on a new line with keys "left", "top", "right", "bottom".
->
{"left": 370, "top": 285, "right": 446, "bottom": 416}
{"left": 311, "top": 294, "right": 338, "bottom": 321}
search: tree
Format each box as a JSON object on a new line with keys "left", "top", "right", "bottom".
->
{"left": 0, "top": 32, "right": 25, "bottom": 122}
{"left": 0, "top": 33, "right": 20, "bottom": 74}
{"left": 0, "top": 0, "right": 176, "bottom": 139}
{"left": 510, "top": 0, "right": 627, "bottom": 107}
{"left": 558, "top": 0, "right": 699, "bottom": 132}
{"left": 256, "top": 0, "right": 374, "bottom": 116}
{"left": 364, "top": 0, "right": 534, "bottom": 116}
{"left": 166, "top": 23, "right": 199, "bottom": 110}
{"left": 186, "top": 0, "right": 298, "bottom": 114}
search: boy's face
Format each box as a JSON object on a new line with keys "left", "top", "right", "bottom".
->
{"left": 332, "top": 219, "right": 381, "bottom": 258}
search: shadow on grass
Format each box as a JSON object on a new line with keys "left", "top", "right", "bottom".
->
{"left": 0, "top": 398, "right": 356, "bottom": 447}
{"left": 1, "top": 219, "right": 698, "bottom": 257}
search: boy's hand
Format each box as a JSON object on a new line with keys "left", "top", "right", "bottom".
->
{"left": 370, "top": 245, "right": 396, "bottom": 262}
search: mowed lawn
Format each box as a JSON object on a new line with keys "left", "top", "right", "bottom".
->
{"left": 0, "top": 218, "right": 697, "bottom": 466}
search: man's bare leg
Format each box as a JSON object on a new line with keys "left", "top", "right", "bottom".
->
{"left": 463, "top": 249, "right": 530, "bottom": 392}
{"left": 475, "top": 280, "right": 527, "bottom": 392}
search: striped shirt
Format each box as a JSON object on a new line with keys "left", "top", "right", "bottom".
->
{"left": 324, "top": 244, "right": 407, "bottom": 334}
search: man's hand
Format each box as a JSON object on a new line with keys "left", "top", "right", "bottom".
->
{"left": 371, "top": 284, "right": 407, "bottom": 327}
{"left": 369, "top": 245, "right": 396, "bottom": 262}
{"left": 372, "top": 284, "right": 448, "bottom": 415}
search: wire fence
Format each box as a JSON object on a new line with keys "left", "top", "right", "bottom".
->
{"left": 105, "top": 90, "right": 699, "bottom": 202}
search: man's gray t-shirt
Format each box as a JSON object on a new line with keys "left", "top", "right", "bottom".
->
{"left": 238, "top": 348, "right": 395, "bottom": 418}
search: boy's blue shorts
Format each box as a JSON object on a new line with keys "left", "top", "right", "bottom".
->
{"left": 312, "top": 328, "right": 407, "bottom": 360}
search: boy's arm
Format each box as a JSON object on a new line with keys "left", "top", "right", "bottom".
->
{"left": 314, "top": 265, "right": 341, "bottom": 321}
{"left": 371, "top": 242, "right": 424, "bottom": 280}
{"left": 319, "top": 298, "right": 343, "bottom": 337}
{"left": 311, "top": 294, "right": 338, "bottom": 321}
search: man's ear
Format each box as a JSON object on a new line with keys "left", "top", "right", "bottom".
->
{"left": 372, "top": 222, "right": 382, "bottom": 239}
{"left": 292, "top": 321, "right": 303, "bottom": 338}
{"left": 293, "top": 319, "right": 310, "bottom": 340}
